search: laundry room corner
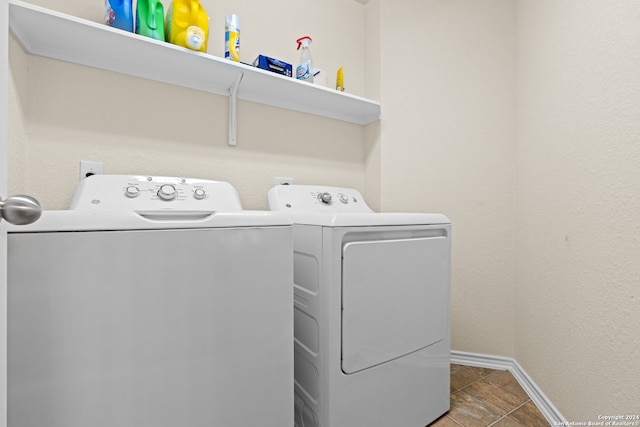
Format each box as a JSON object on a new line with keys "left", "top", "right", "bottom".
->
{"left": 515, "top": 0, "right": 640, "bottom": 421}
{"left": 376, "top": 0, "right": 518, "bottom": 359}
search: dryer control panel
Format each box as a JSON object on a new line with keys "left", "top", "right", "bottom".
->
{"left": 267, "top": 185, "right": 374, "bottom": 213}
{"left": 69, "top": 175, "right": 243, "bottom": 212}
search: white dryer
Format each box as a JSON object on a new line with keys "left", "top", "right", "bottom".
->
{"left": 7, "top": 175, "right": 294, "bottom": 427}
{"left": 268, "top": 185, "right": 451, "bottom": 427}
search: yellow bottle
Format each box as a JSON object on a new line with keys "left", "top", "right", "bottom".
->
{"left": 165, "top": 0, "right": 209, "bottom": 52}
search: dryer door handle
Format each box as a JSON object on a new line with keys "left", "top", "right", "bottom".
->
{"left": 0, "top": 194, "right": 42, "bottom": 225}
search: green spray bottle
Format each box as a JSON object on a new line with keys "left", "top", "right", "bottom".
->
{"left": 135, "top": 0, "right": 165, "bottom": 41}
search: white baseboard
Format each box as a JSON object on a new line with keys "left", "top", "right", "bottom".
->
{"left": 451, "top": 350, "right": 566, "bottom": 425}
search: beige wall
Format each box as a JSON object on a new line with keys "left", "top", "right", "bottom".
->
{"left": 363, "top": 0, "right": 381, "bottom": 210}
{"left": 7, "top": 0, "right": 640, "bottom": 422}
{"left": 374, "top": 0, "right": 640, "bottom": 420}
{"left": 515, "top": 0, "right": 640, "bottom": 421}
{"left": 377, "top": 0, "right": 518, "bottom": 357}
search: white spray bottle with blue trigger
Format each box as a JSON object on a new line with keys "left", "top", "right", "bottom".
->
{"left": 296, "top": 36, "right": 314, "bottom": 83}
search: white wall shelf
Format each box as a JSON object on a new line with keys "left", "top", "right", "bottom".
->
{"left": 8, "top": 0, "right": 381, "bottom": 145}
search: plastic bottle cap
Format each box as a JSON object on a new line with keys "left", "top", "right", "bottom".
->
{"left": 186, "top": 26, "right": 205, "bottom": 50}
{"left": 296, "top": 36, "right": 313, "bottom": 50}
{"left": 226, "top": 14, "right": 240, "bottom": 29}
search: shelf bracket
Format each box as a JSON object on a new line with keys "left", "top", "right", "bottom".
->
{"left": 228, "top": 72, "right": 244, "bottom": 146}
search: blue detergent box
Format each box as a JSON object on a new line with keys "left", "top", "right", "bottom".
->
{"left": 253, "top": 55, "right": 293, "bottom": 77}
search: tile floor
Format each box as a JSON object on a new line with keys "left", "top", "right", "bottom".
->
{"left": 428, "top": 364, "right": 550, "bottom": 427}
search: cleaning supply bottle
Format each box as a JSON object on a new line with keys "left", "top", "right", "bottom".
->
{"left": 135, "top": 0, "right": 165, "bottom": 41}
{"left": 225, "top": 14, "right": 240, "bottom": 62}
{"left": 104, "top": 0, "right": 133, "bottom": 32}
{"left": 165, "top": 0, "right": 210, "bottom": 52}
{"left": 296, "top": 36, "right": 314, "bottom": 83}
{"left": 336, "top": 66, "right": 345, "bottom": 91}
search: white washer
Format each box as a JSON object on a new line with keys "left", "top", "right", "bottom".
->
{"left": 268, "top": 185, "right": 451, "bottom": 427}
{"left": 7, "top": 175, "right": 294, "bottom": 427}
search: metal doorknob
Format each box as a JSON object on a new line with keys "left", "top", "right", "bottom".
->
{"left": 0, "top": 195, "right": 42, "bottom": 225}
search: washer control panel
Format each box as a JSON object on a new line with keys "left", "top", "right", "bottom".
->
{"left": 267, "top": 185, "right": 373, "bottom": 213}
{"left": 69, "top": 175, "right": 243, "bottom": 212}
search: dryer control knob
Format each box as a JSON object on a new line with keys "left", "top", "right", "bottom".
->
{"left": 193, "top": 188, "right": 206, "bottom": 200}
{"left": 318, "top": 192, "right": 332, "bottom": 204}
{"left": 125, "top": 186, "right": 140, "bottom": 198}
{"left": 339, "top": 195, "right": 349, "bottom": 204}
{"left": 158, "top": 184, "right": 177, "bottom": 201}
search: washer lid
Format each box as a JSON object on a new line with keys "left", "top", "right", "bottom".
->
{"left": 6, "top": 210, "right": 291, "bottom": 233}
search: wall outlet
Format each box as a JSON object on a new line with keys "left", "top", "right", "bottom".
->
{"left": 79, "top": 160, "right": 103, "bottom": 180}
{"left": 274, "top": 177, "right": 294, "bottom": 186}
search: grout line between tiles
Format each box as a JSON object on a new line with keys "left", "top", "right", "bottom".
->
{"left": 486, "top": 398, "right": 532, "bottom": 427}
{"left": 449, "top": 365, "right": 550, "bottom": 427}
{"left": 448, "top": 370, "right": 506, "bottom": 427}
{"left": 435, "top": 415, "right": 465, "bottom": 427}
{"left": 448, "top": 415, "right": 465, "bottom": 427}
{"left": 454, "top": 368, "right": 503, "bottom": 394}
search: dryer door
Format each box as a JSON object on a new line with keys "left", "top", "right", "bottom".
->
{"left": 341, "top": 236, "right": 449, "bottom": 374}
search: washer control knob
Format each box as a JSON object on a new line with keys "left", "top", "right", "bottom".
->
{"left": 125, "top": 186, "right": 140, "bottom": 198}
{"left": 339, "top": 195, "right": 349, "bottom": 204}
{"left": 318, "top": 192, "right": 332, "bottom": 204}
{"left": 158, "top": 184, "right": 177, "bottom": 201}
{"left": 194, "top": 188, "right": 206, "bottom": 200}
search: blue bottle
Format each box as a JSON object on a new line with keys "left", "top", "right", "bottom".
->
{"left": 104, "top": 0, "right": 133, "bottom": 32}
